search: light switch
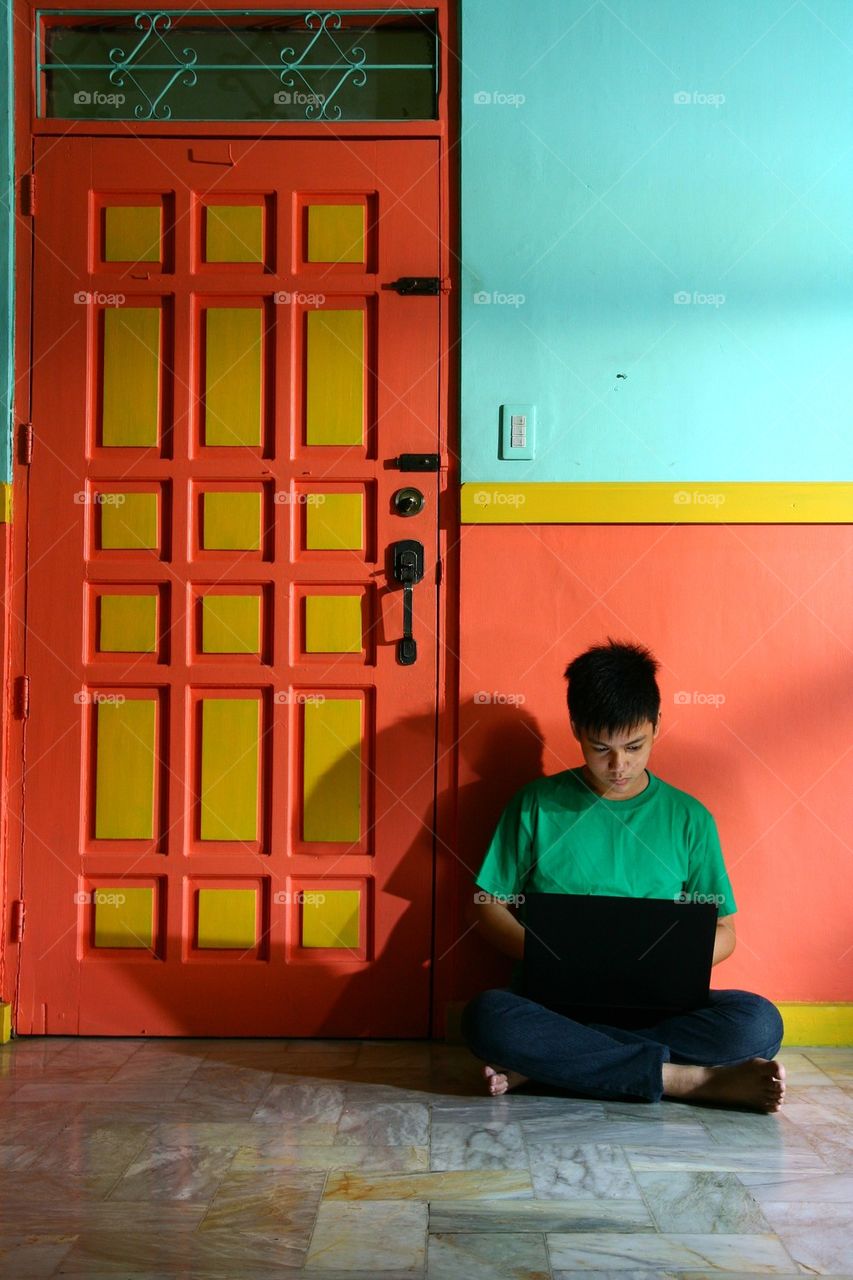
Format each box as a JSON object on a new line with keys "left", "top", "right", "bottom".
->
{"left": 500, "top": 404, "right": 535, "bottom": 459}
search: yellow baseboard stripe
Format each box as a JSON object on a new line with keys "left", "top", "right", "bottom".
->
{"left": 1, "top": 483, "right": 10, "bottom": 524}
{"left": 462, "top": 482, "right": 853, "bottom": 524}
{"left": 779, "top": 1003, "right": 853, "bottom": 1046}
{"left": 0, "top": 1002, "right": 11, "bottom": 1045}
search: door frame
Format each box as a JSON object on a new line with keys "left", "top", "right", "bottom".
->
{"left": 4, "top": 0, "right": 460, "bottom": 1037}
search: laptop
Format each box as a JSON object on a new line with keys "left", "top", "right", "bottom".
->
{"left": 522, "top": 893, "right": 718, "bottom": 1029}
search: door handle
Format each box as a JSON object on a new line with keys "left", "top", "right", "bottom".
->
{"left": 390, "top": 539, "right": 424, "bottom": 666}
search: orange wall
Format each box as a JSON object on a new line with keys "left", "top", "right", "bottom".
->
{"left": 450, "top": 523, "right": 853, "bottom": 1004}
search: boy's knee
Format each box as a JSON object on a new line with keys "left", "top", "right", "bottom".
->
{"left": 714, "top": 990, "right": 784, "bottom": 1060}
{"left": 460, "top": 988, "right": 517, "bottom": 1055}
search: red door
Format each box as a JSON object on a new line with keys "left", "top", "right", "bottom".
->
{"left": 17, "top": 138, "right": 443, "bottom": 1035}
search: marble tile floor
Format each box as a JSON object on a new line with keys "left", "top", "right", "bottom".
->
{"left": 1, "top": 1038, "right": 852, "bottom": 1278}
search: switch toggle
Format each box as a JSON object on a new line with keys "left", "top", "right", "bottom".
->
{"left": 500, "top": 404, "right": 535, "bottom": 460}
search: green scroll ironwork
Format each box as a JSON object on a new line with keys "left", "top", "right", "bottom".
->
{"left": 37, "top": 8, "right": 438, "bottom": 122}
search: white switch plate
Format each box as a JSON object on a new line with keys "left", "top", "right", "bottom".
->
{"left": 500, "top": 404, "right": 535, "bottom": 459}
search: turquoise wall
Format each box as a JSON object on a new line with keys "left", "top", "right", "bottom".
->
{"left": 461, "top": 0, "right": 853, "bottom": 482}
{"left": 1, "top": 0, "right": 11, "bottom": 485}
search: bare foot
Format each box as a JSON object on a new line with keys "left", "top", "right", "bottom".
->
{"left": 483, "top": 1064, "right": 529, "bottom": 1096}
{"left": 662, "top": 1057, "right": 786, "bottom": 1113}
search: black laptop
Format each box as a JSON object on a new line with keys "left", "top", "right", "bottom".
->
{"left": 522, "top": 893, "right": 718, "bottom": 1030}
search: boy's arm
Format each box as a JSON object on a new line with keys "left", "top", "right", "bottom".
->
{"left": 712, "top": 913, "right": 737, "bottom": 965}
{"left": 470, "top": 892, "right": 525, "bottom": 961}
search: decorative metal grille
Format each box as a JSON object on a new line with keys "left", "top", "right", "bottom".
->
{"left": 37, "top": 9, "right": 438, "bottom": 121}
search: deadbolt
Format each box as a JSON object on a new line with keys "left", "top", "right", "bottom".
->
{"left": 393, "top": 486, "right": 425, "bottom": 517}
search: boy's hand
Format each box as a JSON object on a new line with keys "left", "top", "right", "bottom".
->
{"left": 712, "top": 914, "right": 737, "bottom": 966}
{"left": 470, "top": 892, "right": 525, "bottom": 961}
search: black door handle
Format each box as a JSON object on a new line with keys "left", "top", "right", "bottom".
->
{"left": 390, "top": 540, "right": 424, "bottom": 665}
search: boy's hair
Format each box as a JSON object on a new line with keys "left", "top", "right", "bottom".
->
{"left": 564, "top": 638, "right": 660, "bottom": 738}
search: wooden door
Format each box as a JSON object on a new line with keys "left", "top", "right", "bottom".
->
{"left": 17, "top": 137, "right": 442, "bottom": 1035}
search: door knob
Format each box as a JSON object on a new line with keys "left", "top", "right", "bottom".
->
{"left": 393, "top": 487, "right": 425, "bottom": 517}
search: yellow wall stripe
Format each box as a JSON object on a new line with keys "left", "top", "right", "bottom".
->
{"left": 461, "top": 482, "right": 853, "bottom": 524}
{"left": 94, "top": 699, "right": 156, "bottom": 839}
{"left": 303, "top": 698, "right": 361, "bottom": 842}
{"left": 205, "top": 308, "right": 262, "bottom": 447}
{"left": 102, "top": 307, "right": 160, "bottom": 447}
{"left": 779, "top": 1003, "right": 853, "bottom": 1046}
{"left": 2, "top": 484, "right": 11, "bottom": 523}
{"left": 200, "top": 698, "right": 259, "bottom": 841}
{"left": 306, "top": 309, "right": 364, "bottom": 446}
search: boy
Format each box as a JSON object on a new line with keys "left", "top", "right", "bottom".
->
{"left": 462, "top": 639, "right": 786, "bottom": 1113}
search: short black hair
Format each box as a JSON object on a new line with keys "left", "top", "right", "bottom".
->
{"left": 564, "top": 638, "right": 660, "bottom": 738}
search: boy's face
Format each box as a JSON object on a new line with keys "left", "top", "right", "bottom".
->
{"left": 571, "top": 716, "right": 661, "bottom": 801}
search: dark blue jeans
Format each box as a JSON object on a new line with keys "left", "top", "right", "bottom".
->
{"left": 460, "top": 988, "right": 784, "bottom": 1102}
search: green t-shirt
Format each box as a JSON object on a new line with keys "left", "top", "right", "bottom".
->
{"left": 475, "top": 767, "right": 737, "bottom": 917}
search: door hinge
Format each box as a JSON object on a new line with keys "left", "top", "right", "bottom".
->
{"left": 18, "top": 422, "right": 33, "bottom": 465}
{"left": 11, "top": 900, "right": 25, "bottom": 943}
{"left": 14, "top": 675, "right": 30, "bottom": 720}
{"left": 21, "top": 173, "right": 35, "bottom": 217}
